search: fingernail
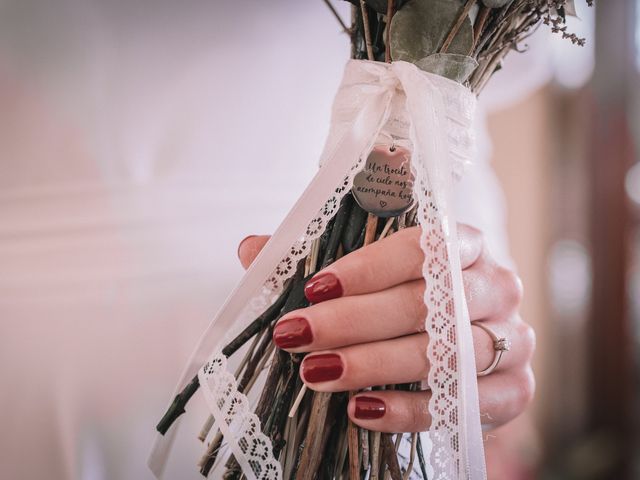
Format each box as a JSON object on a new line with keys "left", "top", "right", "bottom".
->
{"left": 354, "top": 396, "right": 386, "bottom": 420}
{"left": 304, "top": 272, "right": 343, "bottom": 303}
{"left": 301, "top": 353, "right": 343, "bottom": 383}
{"left": 237, "top": 235, "right": 256, "bottom": 258}
{"left": 273, "top": 317, "right": 313, "bottom": 349}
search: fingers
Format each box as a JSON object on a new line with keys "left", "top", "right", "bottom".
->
{"left": 276, "top": 261, "right": 524, "bottom": 354}
{"left": 300, "top": 334, "right": 430, "bottom": 391}
{"left": 472, "top": 318, "right": 536, "bottom": 374}
{"left": 346, "top": 368, "right": 535, "bottom": 433}
{"left": 237, "top": 235, "right": 270, "bottom": 269}
{"left": 463, "top": 260, "right": 523, "bottom": 320}
{"left": 274, "top": 280, "right": 427, "bottom": 352}
{"left": 297, "top": 317, "right": 533, "bottom": 392}
{"left": 304, "top": 225, "right": 484, "bottom": 302}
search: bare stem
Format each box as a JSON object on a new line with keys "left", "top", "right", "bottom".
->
{"left": 473, "top": 5, "right": 491, "bottom": 48}
{"left": 385, "top": 0, "right": 395, "bottom": 63}
{"left": 323, "top": 0, "right": 351, "bottom": 34}
{"left": 347, "top": 392, "right": 361, "bottom": 479}
{"left": 295, "top": 392, "right": 333, "bottom": 478}
{"left": 364, "top": 213, "right": 379, "bottom": 245}
{"left": 370, "top": 431, "right": 382, "bottom": 480}
{"left": 381, "top": 434, "right": 402, "bottom": 480}
{"left": 359, "top": 0, "right": 375, "bottom": 60}
{"left": 440, "top": 0, "right": 476, "bottom": 53}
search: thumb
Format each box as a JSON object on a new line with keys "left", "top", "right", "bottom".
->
{"left": 237, "top": 235, "right": 271, "bottom": 270}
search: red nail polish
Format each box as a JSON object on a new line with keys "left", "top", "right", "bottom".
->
{"left": 304, "top": 272, "right": 343, "bottom": 303}
{"left": 354, "top": 396, "right": 386, "bottom": 420}
{"left": 273, "top": 317, "right": 313, "bottom": 349}
{"left": 301, "top": 353, "right": 343, "bottom": 383}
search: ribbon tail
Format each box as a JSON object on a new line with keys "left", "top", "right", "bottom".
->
{"left": 396, "top": 60, "right": 486, "bottom": 480}
{"left": 147, "top": 77, "right": 394, "bottom": 477}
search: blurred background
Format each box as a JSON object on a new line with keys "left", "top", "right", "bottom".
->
{"left": 493, "top": 2, "right": 640, "bottom": 479}
{"left": 0, "top": 1, "right": 638, "bottom": 479}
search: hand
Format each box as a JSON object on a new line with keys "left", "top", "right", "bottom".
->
{"left": 237, "top": 225, "right": 535, "bottom": 432}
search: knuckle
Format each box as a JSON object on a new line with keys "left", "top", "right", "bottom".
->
{"left": 519, "top": 322, "right": 536, "bottom": 361}
{"left": 406, "top": 281, "right": 427, "bottom": 331}
{"left": 409, "top": 401, "right": 423, "bottom": 431}
{"left": 460, "top": 223, "right": 484, "bottom": 248}
{"left": 404, "top": 395, "right": 429, "bottom": 431}
{"left": 363, "top": 347, "right": 386, "bottom": 377}
{"left": 343, "top": 252, "right": 377, "bottom": 286}
{"left": 410, "top": 334, "right": 430, "bottom": 379}
{"left": 402, "top": 226, "right": 423, "bottom": 254}
{"left": 513, "top": 368, "right": 536, "bottom": 411}
{"left": 497, "top": 267, "right": 524, "bottom": 311}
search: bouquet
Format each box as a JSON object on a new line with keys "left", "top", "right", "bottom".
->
{"left": 149, "top": 1, "right": 590, "bottom": 479}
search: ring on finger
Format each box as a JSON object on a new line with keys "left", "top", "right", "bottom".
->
{"left": 473, "top": 321, "right": 511, "bottom": 377}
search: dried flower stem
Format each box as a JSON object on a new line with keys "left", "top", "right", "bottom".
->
{"left": 379, "top": 217, "right": 396, "bottom": 240}
{"left": 323, "top": 0, "right": 350, "bottom": 34}
{"left": 402, "top": 433, "right": 418, "bottom": 480}
{"left": 360, "top": 0, "right": 375, "bottom": 60}
{"left": 361, "top": 426, "right": 370, "bottom": 470}
{"left": 440, "top": 0, "right": 476, "bottom": 53}
{"left": 381, "top": 434, "right": 402, "bottom": 480}
{"left": 198, "top": 327, "right": 265, "bottom": 442}
{"left": 347, "top": 391, "right": 361, "bottom": 479}
{"left": 364, "top": 213, "right": 379, "bottom": 245}
{"left": 385, "top": 0, "right": 395, "bottom": 63}
{"left": 473, "top": 5, "right": 491, "bottom": 47}
{"left": 197, "top": 416, "right": 215, "bottom": 443}
{"left": 295, "top": 392, "right": 333, "bottom": 478}
{"left": 370, "top": 431, "right": 382, "bottom": 480}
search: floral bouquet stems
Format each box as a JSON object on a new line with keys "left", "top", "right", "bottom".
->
{"left": 154, "top": 1, "right": 590, "bottom": 479}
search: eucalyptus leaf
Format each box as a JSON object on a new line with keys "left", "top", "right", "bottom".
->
{"left": 390, "top": 0, "right": 473, "bottom": 64}
{"left": 481, "top": 0, "right": 514, "bottom": 7}
{"left": 416, "top": 53, "right": 478, "bottom": 83}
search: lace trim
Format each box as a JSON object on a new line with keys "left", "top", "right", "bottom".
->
{"left": 418, "top": 185, "right": 461, "bottom": 478}
{"left": 196, "top": 157, "right": 369, "bottom": 476}
{"left": 196, "top": 62, "right": 476, "bottom": 478}
{"left": 198, "top": 354, "right": 281, "bottom": 480}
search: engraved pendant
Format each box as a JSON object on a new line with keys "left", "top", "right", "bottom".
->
{"left": 352, "top": 145, "right": 415, "bottom": 217}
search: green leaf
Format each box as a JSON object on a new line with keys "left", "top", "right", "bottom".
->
{"left": 416, "top": 53, "right": 478, "bottom": 82}
{"left": 390, "top": 0, "right": 473, "bottom": 64}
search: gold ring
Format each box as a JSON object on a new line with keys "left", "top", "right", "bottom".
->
{"left": 473, "top": 321, "right": 511, "bottom": 377}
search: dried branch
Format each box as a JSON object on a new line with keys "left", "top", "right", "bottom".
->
{"left": 323, "top": 0, "right": 351, "bottom": 34}
{"left": 385, "top": 0, "right": 396, "bottom": 63}
{"left": 440, "top": 0, "right": 476, "bottom": 53}
{"left": 360, "top": 0, "right": 375, "bottom": 60}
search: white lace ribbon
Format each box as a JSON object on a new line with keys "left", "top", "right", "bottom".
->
{"left": 148, "top": 59, "right": 486, "bottom": 480}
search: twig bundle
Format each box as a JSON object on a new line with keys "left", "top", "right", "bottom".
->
{"left": 155, "top": 1, "right": 591, "bottom": 478}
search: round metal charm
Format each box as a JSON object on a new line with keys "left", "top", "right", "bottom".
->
{"left": 352, "top": 145, "right": 415, "bottom": 217}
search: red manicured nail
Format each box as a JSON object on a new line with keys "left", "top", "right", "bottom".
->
{"left": 273, "top": 317, "right": 313, "bottom": 349}
{"left": 301, "top": 353, "right": 343, "bottom": 383}
{"left": 354, "top": 396, "right": 386, "bottom": 420}
{"left": 304, "top": 272, "right": 343, "bottom": 303}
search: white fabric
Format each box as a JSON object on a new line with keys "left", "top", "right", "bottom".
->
{"left": 0, "top": 2, "right": 539, "bottom": 479}
{"left": 150, "top": 60, "right": 486, "bottom": 480}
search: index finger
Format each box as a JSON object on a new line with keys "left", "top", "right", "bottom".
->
{"left": 304, "top": 224, "right": 483, "bottom": 302}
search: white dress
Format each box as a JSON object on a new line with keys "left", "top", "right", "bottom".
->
{"left": 0, "top": 2, "right": 550, "bottom": 479}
